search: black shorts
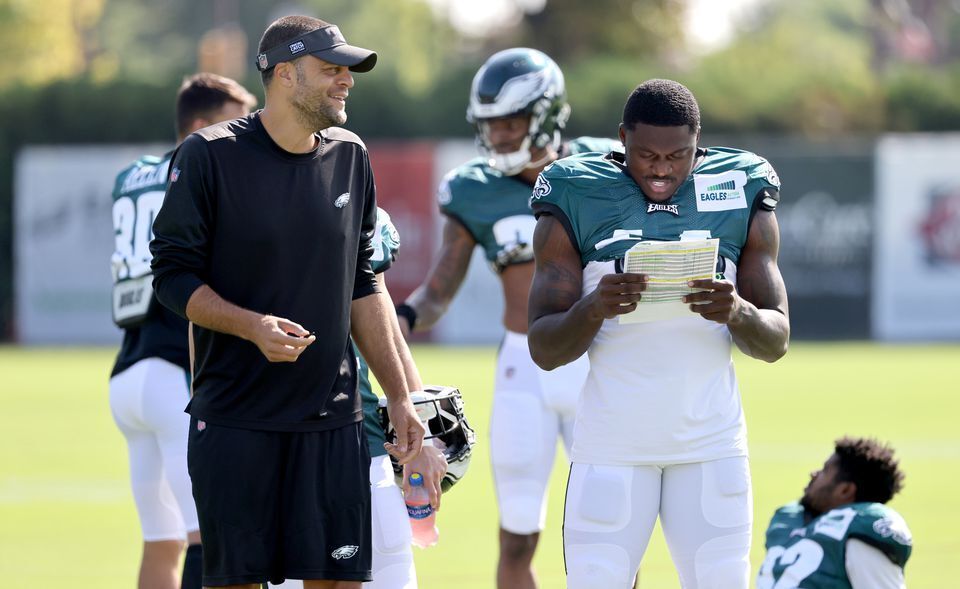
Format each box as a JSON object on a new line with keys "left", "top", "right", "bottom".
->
{"left": 187, "top": 418, "right": 372, "bottom": 586}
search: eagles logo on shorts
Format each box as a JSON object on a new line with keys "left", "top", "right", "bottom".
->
{"left": 331, "top": 545, "right": 359, "bottom": 560}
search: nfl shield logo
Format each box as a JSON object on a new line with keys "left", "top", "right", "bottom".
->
{"left": 170, "top": 167, "right": 181, "bottom": 183}
{"left": 257, "top": 53, "right": 269, "bottom": 70}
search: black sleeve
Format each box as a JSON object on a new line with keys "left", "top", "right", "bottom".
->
{"left": 352, "top": 154, "right": 378, "bottom": 300}
{"left": 149, "top": 136, "right": 213, "bottom": 319}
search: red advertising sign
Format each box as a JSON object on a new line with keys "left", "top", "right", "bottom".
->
{"left": 367, "top": 141, "right": 439, "bottom": 312}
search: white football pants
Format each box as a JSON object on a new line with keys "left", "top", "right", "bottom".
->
{"left": 564, "top": 457, "right": 752, "bottom": 589}
{"left": 109, "top": 357, "right": 197, "bottom": 541}
{"left": 490, "top": 330, "right": 589, "bottom": 534}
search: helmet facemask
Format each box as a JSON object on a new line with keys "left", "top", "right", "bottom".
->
{"left": 378, "top": 385, "right": 477, "bottom": 492}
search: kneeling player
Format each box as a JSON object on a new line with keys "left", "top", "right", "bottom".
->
{"left": 758, "top": 437, "right": 912, "bottom": 589}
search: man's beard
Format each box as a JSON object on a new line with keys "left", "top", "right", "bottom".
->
{"left": 799, "top": 494, "right": 821, "bottom": 521}
{"left": 291, "top": 64, "right": 347, "bottom": 131}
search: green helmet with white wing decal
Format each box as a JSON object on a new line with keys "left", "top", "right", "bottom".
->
{"left": 466, "top": 48, "right": 570, "bottom": 176}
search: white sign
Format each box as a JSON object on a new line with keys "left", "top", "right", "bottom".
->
{"left": 15, "top": 145, "right": 165, "bottom": 344}
{"left": 873, "top": 134, "right": 960, "bottom": 340}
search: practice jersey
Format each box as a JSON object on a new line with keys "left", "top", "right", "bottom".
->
{"left": 531, "top": 147, "right": 781, "bottom": 464}
{"left": 355, "top": 208, "right": 401, "bottom": 458}
{"left": 110, "top": 152, "right": 189, "bottom": 377}
{"left": 758, "top": 502, "right": 912, "bottom": 588}
{"left": 439, "top": 137, "right": 621, "bottom": 272}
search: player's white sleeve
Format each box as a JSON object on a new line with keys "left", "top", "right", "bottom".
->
{"left": 845, "top": 538, "right": 905, "bottom": 589}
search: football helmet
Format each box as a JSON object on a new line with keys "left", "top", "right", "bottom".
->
{"left": 466, "top": 48, "right": 570, "bottom": 176}
{"left": 378, "top": 385, "right": 476, "bottom": 492}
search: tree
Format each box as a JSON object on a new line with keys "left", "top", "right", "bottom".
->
{"left": 0, "top": 0, "right": 106, "bottom": 90}
{"left": 514, "top": 0, "right": 686, "bottom": 64}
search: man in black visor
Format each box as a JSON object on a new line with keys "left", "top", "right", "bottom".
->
{"left": 150, "top": 14, "right": 424, "bottom": 589}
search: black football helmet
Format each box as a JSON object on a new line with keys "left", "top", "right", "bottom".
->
{"left": 466, "top": 48, "right": 570, "bottom": 175}
{"left": 378, "top": 385, "right": 476, "bottom": 492}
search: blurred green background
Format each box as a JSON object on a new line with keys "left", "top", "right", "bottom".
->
{"left": 3, "top": 0, "right": 960, "bottom": 339}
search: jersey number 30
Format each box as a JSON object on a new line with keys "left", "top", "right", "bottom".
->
{"left": 113, "top": 191, "right": 164, "bottom": 280}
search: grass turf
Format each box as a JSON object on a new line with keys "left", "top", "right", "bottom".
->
{"left": 0, "top": 343, "right": 956, "bottom": 587}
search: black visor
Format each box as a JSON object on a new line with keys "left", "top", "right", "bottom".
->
{"left": 255, "top": 25, "right": 377, "bottom": 73}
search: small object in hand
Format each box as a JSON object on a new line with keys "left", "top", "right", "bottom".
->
{"left": 287, "top": 331, "right": 315, "bottom": 338}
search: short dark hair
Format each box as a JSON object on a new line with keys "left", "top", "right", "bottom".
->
{"left": 834, "top": 436, "right": 905, "bottom": 504}
{"left": 258, "top": 15, "right": 330, "bottom": 86}
{"left": 622, "top": 78, "right": 700, "bottom": 132}
{"left": 175, "top": 73, "right": 257, "bottom": 139}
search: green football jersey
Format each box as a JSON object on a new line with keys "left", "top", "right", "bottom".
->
{"left": 112, "top": 153, "right": 170, "bottom": 283}
{"left": 758, "top": 502, "right": 912, "bottom": 589}
{"left": 355, "top": 207, "right": 401, "bottom": 458}
{"left": 530, "top": 147, "right": 780, "bottom": 267}
{"left": 111, "top": 152, "right": 192, "bottom": 376}
{"left": 439, "top": 137, "right": 622, "bottom": 270}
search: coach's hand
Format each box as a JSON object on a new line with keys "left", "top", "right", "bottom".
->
{"left": 384, "top": 397, "right": 425, "bottom": 466}
{"left": 247, "top": 315, "right": 315, "bottom": 362}
{"left": 683, "top": 278, "right": 742, "bottom": 324}
{"left": 403, "top": 445, "right": 447, "bottom": 510}
{"left": 585, "top": 272, "right": 648, "bottom": 319}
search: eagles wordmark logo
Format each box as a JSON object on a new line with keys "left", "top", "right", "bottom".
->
{"left": 334, "top": 192, "right": 351, "bottom": 208}
{"left": 647, "top": 203, "right": 679, "bottom": 215}
{"left": 699, "top": 179, "right": 740, "bottom": 201}
{"left": 331, "top": 545, "right": 359, "bottom": 560}
{"left": 532, "top": 175, "right": 552, "bottom": 199}
{"left": 693, "top": 171, "right": 748, "bottom": 212}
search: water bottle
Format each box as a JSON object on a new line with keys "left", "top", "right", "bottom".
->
{"left": 405, "top": 472, "right": 439, "bottom": 548}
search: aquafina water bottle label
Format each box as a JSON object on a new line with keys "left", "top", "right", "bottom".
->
{"left": 407, "top": 503, "right": 432, "bottom": 520}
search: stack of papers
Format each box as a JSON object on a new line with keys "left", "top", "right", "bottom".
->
{"left": 619, "top": 238, "right": 719, "bottom": 324}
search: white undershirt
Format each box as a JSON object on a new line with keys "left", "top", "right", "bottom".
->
{"left": 846, "top": 538, "right": 906, "bottom": 589}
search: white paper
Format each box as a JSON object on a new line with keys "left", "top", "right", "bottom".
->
{"left": 618, "top": 238, "right": 719, "bottom": 324}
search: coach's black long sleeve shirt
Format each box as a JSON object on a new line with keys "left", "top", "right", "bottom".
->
{"left": 150, "top": 112, "right": 378, "bottom": 432}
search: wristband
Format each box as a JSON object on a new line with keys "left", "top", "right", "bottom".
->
{"left": 396, "top": 303, "right": 418, "bottom": 331}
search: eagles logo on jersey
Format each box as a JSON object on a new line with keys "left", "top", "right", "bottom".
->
{"left": 758, "top": 502, "right": 912, "bottom": 589}
{"left": 531, "top": 174, "right": 552, "bottom": 201}
{"left": 531, "top": 147, "right": 780, "bottom": 267}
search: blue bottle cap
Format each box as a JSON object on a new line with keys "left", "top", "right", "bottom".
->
{"left": 409, "top": 472, "right": 424, "bottom": 486}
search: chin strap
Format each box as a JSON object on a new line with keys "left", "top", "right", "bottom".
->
{"left": 526, "top": 150, "right": 555, "bottom": 171}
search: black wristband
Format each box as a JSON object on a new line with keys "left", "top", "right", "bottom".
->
{"left": 396, "top": 303, "right": 418, "bottom": 331}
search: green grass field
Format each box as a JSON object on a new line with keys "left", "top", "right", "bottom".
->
{"left": 1, "top": 343, "right": 957, "bottom": 587}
